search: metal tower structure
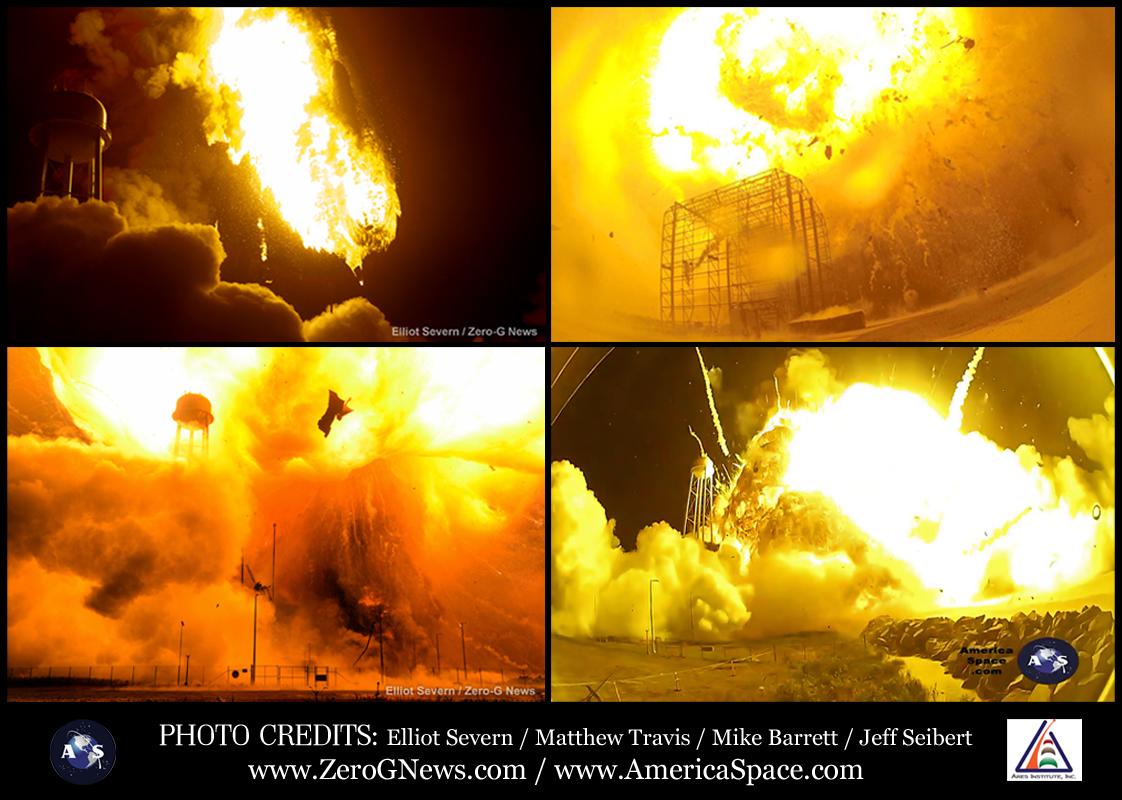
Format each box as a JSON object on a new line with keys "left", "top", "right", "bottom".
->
{"left": 28, "top": 90, "right": 112, "bottom": 202}
{"left": 173, "top": 393, "right": 214, "bottom": 459}
{"left": 684, "top": 457, "right": 717, "bottom": 548}
{"left": 660, "top": 168, "right": 834, "bottom": 333}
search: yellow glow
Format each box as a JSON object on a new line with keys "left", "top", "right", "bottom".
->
{"left": 648, "top": 7, "right": 972, "bottom": 181}
{"left": 775, "top": 383, "right": 1102, "bottom": 606}
{"left": 40, "top": 348, "right": 543, "bottom": 475}
{"left": 207, "top": 8, "right": 399, "bottom": 272}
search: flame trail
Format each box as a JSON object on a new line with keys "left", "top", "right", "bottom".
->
{"left": 199, "top": 7, "right": 400, "bottom": 272}
{"left": 688, "top": 426, "right": 707, "bottom": 459}
{"left": 948, "top": 347, "right": 986, "bottom": 431}
{"left": 696, "top": 347, "right": 730, "bottom": 457}
{"left": 1096, "top": 346, "right": 1115, "bottom": 386}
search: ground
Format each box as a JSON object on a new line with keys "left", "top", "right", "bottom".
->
{"left": 7, "top": 683, "right": 545, "bottom": 702}
{"left": 551, "top": 632, "right": 931, "bottom": 702}
{"left": 552, "top": 224, "right": 1115, "bottom": 342}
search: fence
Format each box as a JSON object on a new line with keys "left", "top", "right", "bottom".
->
{"left": 10, "top": 664, "right": 541, "bottom": 689}
{"left": 7, "top": 665, "right": 343, "bottom": 687}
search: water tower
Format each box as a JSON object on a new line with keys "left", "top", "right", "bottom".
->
{"left": 173, "top": 393, "right": 214, "bottom": 459}
{"left": 28, "top": 90, "right": 112, "bottom": 202}
{"left": 684, "top": 456, "right": 717, "bottom": 548}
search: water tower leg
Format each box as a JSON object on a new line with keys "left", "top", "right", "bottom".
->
{"left": 174, "top": 424, "right": 182, "bottom": 459}
{"left": 96, "top": 144, "right": 103, "bottom": 201}
{"left": 38, "top": 132, "right": 51, "bottom": 199}
{"left": 67, "top": 162, "right": 74, "bottom": 199}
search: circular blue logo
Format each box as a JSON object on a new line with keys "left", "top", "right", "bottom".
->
{"left": 1017, "top": 637, "right": 1080, "bottom": 685}
{"left": 51, "top": 719, "right": 115, "bottom": 784}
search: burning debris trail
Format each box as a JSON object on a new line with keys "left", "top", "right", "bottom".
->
{"left": 696, "top": 347, "right": 730, "bottom": 457}
{"left": 8, "top": 347, "right": 544, "bottom": 685}
{"left": 947, "top": 347, "right": 986, "bottom": 431}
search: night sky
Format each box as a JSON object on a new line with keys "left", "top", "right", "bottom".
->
{"left": 551, "top": 347, "right": 1116, "bottom": 549}
{"left": 6, "top": 8, "right": 542, "bottom": 341}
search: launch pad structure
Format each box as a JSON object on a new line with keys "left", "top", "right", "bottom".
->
{"left": 661, "top": 168, "right": 835, "bottom": 334}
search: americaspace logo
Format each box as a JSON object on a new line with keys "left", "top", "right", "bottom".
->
{"left": 1007, "top": 719, "right": 1081, "bottom": 781}
{"left": 1017, "top": 637, "right": 1079, "bottom": 684}
{"left": 51, "top": 719, "right": 116, "bottom": 784}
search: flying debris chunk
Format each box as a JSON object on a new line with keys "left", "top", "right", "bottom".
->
{"left": 318, "top": 390, "right": 354, "bottom": 437}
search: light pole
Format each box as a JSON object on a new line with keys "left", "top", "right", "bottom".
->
{"left": 184, "top": 655, "right": 190, "bottom": 686}
{"left": 177, "top": 620, "right": 184, "bottom": 685}
{"left": 252, "top": 592, "right": 258, "bottom": 685}
{"left": 690, "top": 593, "right": 694, "bottom": 640}
{"left": 460, "top": 622, "right": 467, "bottom": 680}
{"left": 649, "top": 579, "right": 660, "bottom": 655}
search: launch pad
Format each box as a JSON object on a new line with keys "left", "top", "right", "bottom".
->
{"left": 660, "top": 169, "right": 836, "bottom": 334}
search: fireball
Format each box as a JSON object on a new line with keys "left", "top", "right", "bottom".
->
{"left": 648, "top": 7, "right": 974, "bottom": 180}
{"left": 204, "top": 8, "right": 400, "bottom": 272}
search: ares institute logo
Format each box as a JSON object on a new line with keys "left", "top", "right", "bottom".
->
{"left": 1007, "top": 719, "right": 1081, "bottom": 781}
{"left": 51, "top": 719, "right": 116, "bottom": 784}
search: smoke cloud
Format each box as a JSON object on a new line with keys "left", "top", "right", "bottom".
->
{"left": 551, "top": 459, "right": 925, "bottom": 642}
{"left": 8, "top": 347, "right": 544, "bottom": 676}
{"left": 6, "top": 197, "right": 402, "bottom": 341}
{"left": 303, "top": 297, "right": 403, "bottom": 342}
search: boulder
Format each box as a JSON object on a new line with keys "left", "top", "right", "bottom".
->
{"left": 1028, "top": 683, "right": 1053, "bottom": 702}
{"left": 1071, "top": 631, "right": 1094, "bottom": 654}
{"left": 1001, "top": 690, "right": 1032, "bottom": 702}
{"left": 977, "top": 668, "right": 1019, "bottom": 700}
{"left": 1070, "top": 673, "right": 1109, "bottom": 703}
{"left": 1093, "top": 640, "right": 1115, "bottom": 674}
{"left": 1077, "top": 605, "right": 1100, "bottom": 625}
{"left": 926, "top": 639, "right": 953, "bottom": 661}
{"left": 1088, "top": 610, "right": 1114, "bottom": 636}
{"left": 1051, "top": 651, "right": 1094, "bottom": 701}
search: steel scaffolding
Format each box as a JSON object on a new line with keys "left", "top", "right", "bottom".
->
{"left": 660, "top": 168, "right": 834, "bottom": 333}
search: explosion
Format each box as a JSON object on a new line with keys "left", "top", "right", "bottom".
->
{"left": 202, "top": 8, "right": 400, "bottom": 272}
{"left": 649, "top": 7, "right": 973, "bottom": 181}
{"left": 552, "top": 8, "right": 1114, "bottom": 338}
{"left": 552, "top": 348, "right": 1114, "bottom": 642}
{"left": 9, "top": 347, "right": 543, "bottom": 684}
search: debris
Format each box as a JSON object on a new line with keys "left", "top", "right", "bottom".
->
{"left": 318, "top": 390, "right": 354, "bottom": 437}
{"left": 941, "top": 35, "right": 975, "bottom": 51}
{"left": 825, "top": 144, "right": 832, "bottom": 160}
{"left": 609, "top": 231, "right": 614, "bottom": 238}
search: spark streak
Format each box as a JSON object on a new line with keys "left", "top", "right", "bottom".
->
{"left": 696, "top": 347, "right": 730, "bottom": 457}
{"left": 1096, "top": 346, "right": 1115, "bottom": 386}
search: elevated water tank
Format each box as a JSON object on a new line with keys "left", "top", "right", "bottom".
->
{"left": 28, "top": 90, "right": 112, "bottom": 201}
{"left": 173, "top": 393, "right": 214, "bottom": 430}
{"left": 173, "top": 393, "right": 214, "bottom": 459}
